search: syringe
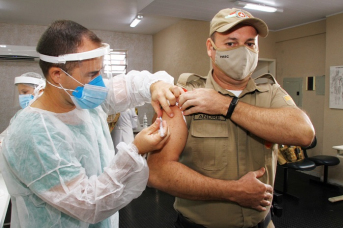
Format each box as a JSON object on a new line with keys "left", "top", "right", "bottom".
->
{"left": 159, "top": 117, "right": 164, "bottom": 137}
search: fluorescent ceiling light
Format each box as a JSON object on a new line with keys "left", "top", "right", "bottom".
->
{"left": 130, "top": 15, "right": 143, "bottom": 27}
{"left": 236, "top": 1, "right": 283, "bottom": 13}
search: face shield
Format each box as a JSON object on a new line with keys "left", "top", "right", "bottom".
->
{"left": 39, "top": 43, "right": 112, "bottom": 109}
{"left": 14, "top": 75, "right": 46, "bottom": 108}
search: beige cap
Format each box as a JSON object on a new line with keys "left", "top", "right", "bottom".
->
{"left": 210, "top": 8, "right": 268, "bottom": 37}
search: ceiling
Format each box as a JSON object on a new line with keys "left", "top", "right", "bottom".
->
{"left": 1, "top": 0, "right": 343, "bottom": 35}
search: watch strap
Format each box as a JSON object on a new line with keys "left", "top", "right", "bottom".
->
{"left": 225, "top": 97, "right": 239, "bottom": 119}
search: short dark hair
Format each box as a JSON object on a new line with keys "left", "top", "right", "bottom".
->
{"left": 36, "top": 20, "right": 102, "bottom": 77}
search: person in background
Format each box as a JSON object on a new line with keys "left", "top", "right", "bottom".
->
{"left": 0, "top": 20, "right": 182, "bottom": 228}
{"left": 111, "top": 108, "right": 138, "bottom": 146}
{"left": 147, "top": 8, "right": 315, "bottom": 228}
{"left": 15, "top": 72, "right": 46, "bottom": 109}
{"left": 0, "top": 72, "right": 46, "bottom": 145}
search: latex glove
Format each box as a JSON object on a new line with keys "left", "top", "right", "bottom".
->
{"left": 133, "top": 117, "right": 170, "bottom": 154}
{"left": 150, "top": 82, "right": 184, "bottom": 118}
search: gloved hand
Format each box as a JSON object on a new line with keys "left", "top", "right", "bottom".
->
{"left": 133, "top": 117, "right": 170, "bottom": 155}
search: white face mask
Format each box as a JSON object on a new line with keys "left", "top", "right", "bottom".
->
{"left": 210, "top": 39, "right": 258, "bottom": 81}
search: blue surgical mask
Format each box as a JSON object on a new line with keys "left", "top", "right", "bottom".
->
{"left": 70, "top": 75, "right": 109, "bottom": 109}
{"left": 47, "top": 70, "right": 109, "bottom": 110}
{"left": 19, "top": 94, "right": 34, "bottom": 109}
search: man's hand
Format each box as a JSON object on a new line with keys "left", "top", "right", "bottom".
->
{"left": 230, "top": 168, "right": 273, "bottom": 211}
{"left": 150, "top": 82, "right": 184, "bottom": 117}
{"left": 178, "top": 88, "right": 230, "bottom": 116}
{"left": 133, "top": 117, "right": 170, "bottom": 154}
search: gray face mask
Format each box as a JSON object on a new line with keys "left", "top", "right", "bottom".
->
{"left": 210, "top": 39, "right": 258, "bottom": 80}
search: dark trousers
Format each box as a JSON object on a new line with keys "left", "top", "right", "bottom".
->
{"left": 174, "top": 211, "right": 271, "bottom": 228}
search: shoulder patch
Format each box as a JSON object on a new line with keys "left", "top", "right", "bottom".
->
{"left": 283, "top": 95, "right": 292, "bottom": 101}
{"left": 283, "top": 95, "right": 295, "bottom": 105}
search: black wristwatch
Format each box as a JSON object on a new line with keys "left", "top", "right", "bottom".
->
{"left": 225, "top": 97, "right": 239, "bottom": 119}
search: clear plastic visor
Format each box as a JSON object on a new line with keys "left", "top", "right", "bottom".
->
{"left": 40, "top": 43, "right": 113, "bottom": 87}
{"left": 14, "top": 77, "right": 46, "bottom": 87}
{"left": 39, "top": 43, "right": 111, "bottom": 64}
{"left": 73, "top": 57, "right": 106, "bottom": 85}
{"left": 13, "top": 77, "right": 46, "bottom": 108}
{"left": 55, "top": 55, "right": 111, "bottom": 95}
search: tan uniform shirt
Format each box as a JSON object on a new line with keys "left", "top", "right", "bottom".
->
{"left": 175, "top": 70, "right": 295, "bottom": 228}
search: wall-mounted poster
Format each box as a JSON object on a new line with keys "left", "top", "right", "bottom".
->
{"left": 330, "top": 66, "right": 343, "bottom": 109}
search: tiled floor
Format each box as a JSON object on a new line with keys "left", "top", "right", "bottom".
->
{"left": 273, "top": 168, "right": 343, "bottom": 228}
{"left": 119, "top": 168, "right": 343, "bottom": 228}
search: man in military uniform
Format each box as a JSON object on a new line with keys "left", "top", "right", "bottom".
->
{"left": 147, "top": 8, "right": 315, "bottom": 228}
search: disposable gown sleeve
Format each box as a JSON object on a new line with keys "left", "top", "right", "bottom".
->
{"left": 0, "top": 127, "right": 7, "bottom": 145}
{"left": 0, "top": 128, "right": 7, "bottom": 158}
{"left": 5, "top": 132, "right": 148, "bottom": 224}
{"left": 101, "top": 70, "right": 174, "bottom": 115}
{"left": 38, "top": 142, "right": 148, "bottom": 224}
{"left": 0, "top": 110, "right": 21, "bottom": 147}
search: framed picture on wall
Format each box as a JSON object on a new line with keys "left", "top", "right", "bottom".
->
{"left": 330, "top": 66, "right": 343, "bottom": 109}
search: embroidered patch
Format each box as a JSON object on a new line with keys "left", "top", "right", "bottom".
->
{"left": 225, "top": 10, "right": 251, "bottom": 19}
{"left": 283, "top": 95, "right": 295, "bottom": 105}
{"left": 193, "top": 114, "right": 226, "bottom": 121}
{"left": 283, "top": 95, "right": 292, "bottom": 101}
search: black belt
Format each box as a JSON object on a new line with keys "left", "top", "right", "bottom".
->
{"left": 175, "top": 213, "right": 205, "bottom": 228}
{"left": 175, "top": 211, "right": 271, "bottom": 228}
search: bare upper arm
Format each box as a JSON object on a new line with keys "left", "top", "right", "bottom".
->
{"left": 147, "top": 105, "right": 188, "bottom": 163}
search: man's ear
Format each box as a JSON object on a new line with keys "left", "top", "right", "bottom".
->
{"left": 48, "top": 67, "right": 63, "bottom": 84}
{"left": 206, "top": 38, "right": 214, "bottom": 57}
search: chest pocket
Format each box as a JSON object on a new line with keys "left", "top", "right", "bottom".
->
{"left": 188, "top": 116, "right": 229, "bottom": 171}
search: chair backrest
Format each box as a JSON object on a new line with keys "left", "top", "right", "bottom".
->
{"left": 301, "top": 136, "right": 317, "bottom": 158}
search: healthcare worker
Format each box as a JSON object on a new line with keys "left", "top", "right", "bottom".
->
{"left": 15, "top": 72, "right": 46, "bottom": 109}
{"left": 0, "top": 20, "right": 181, "bottom": 228}
{"left": 0, "top": 72, "right": 45, "bottom": 146}
{"left": 111, "top": 108, "right": 138, "bottom": 147}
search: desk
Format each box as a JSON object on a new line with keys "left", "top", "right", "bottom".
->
{"left": 332, "top": 145, "right": 343, "bottom": 157}
{"left": 328, "top": 146, "right": 343, "bottom": 202}
{"left": 0, "top": 173, "right": 10, "bottom": 227}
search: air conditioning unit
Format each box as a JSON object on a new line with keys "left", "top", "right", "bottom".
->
{"left": 0, "top": 44, "right": 39, "bottom": 61}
